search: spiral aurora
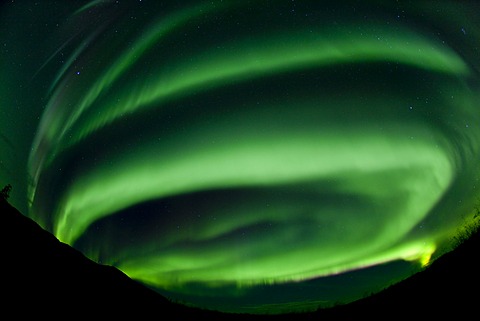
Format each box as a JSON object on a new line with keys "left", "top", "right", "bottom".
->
{"left": 1, "top": 0, "right": 480, "bottom": 314}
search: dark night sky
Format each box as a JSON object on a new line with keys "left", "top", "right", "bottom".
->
{"left": 1, "top": 0, "right": 480, "bottom": 314}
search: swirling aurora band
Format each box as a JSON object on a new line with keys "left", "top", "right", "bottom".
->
{"left": 4, "top": 0, "right": 480, "bottom": 314}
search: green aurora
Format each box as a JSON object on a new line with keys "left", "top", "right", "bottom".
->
{"left": 1, "top": 0, "right": 480, "bottom": 314}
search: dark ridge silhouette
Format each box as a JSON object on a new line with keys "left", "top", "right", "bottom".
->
{"left": 2, "top": 198, "right": 478, "bottom": 320}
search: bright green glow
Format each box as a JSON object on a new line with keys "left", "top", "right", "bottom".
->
{"left": 17, "top": 0, "right": 480, "bottom": 315}
{"left": 53, "top": 122, "right": 450, "bottom": 287}
{"left": 55, "top": 123, "right": 453, "bottom": 245}
{"left": 124, "top": 240, "right": 437, "bottom": 288}
{"left": 66, "top": 24, "right": 469, "bottom": 149}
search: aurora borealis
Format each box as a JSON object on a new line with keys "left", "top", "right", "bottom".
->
{"left": 1, "top": 0, "right": 480, "bottom": 314}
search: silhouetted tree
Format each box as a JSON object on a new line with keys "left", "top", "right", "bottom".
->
{"left": 0, "top": 184, "right": 12, "bottom": 201}
{"left": 452, "top": 200, "right": 480, "bottom": 249}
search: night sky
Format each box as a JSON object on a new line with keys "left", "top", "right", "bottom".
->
{"left": 1, "top": 0, "right": 480, "bottom": 315}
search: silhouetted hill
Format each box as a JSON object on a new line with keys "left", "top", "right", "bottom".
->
{"left": 320, "top": 227, "right": 480, "bottom": 320}
{"left": 2, "top": 198, "right": 478, "bottom": 320}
